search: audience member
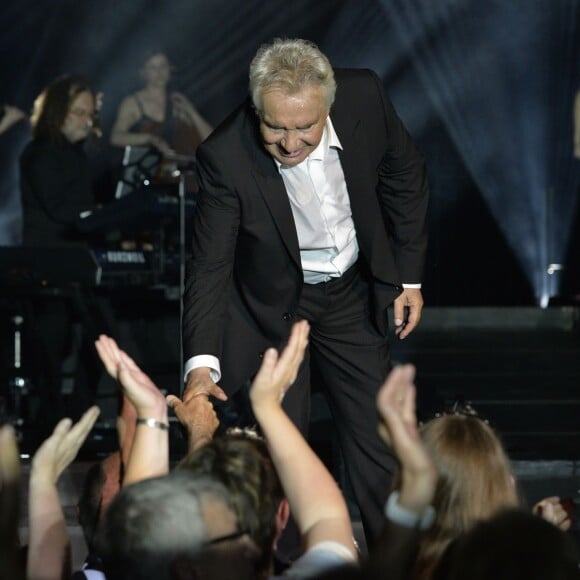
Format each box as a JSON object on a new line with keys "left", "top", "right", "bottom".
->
{"left": 410, "top": 408, "right": 519, "bottom": 578}
{"left": 410, "top": 406, "right": 574, "bottom": 579}
{"left": 26, "top": 406, "right": 100, "bottom": 580}
{"left": 95, "top": 335, "right": 169, "bottom": 484}
{"left": 6, "top": 321, "right": 576, "bottom": 580}
{"left": 434, "top": 508, "right": 580, "bottom": 580}
{"left": 366, "top": 363, "right": 438, "bottom": 580}
{"left": 73, "top": 460, "right": 107, "bottom": 579}
{"left": 313, "top": 363, "right": 439, "bottom": 580}
{"left": 72, "top": 390, "right": 141, "bottom": 578}
{"left": 100, "top": 472, "right": 259, "bottom": 580}
{"left": 95, "top": 321, "right": 357, "bottom": 579}
{"left": 248, "top": 320, "right": 358, "bottom": 578}
{"left": 319, "top": 364, "right": 578, "bottom": 580}
{"left": 179, "top": 431, "right": 287, "bottom": 577}
{"left": 0, "top": 424, "right": 24, "bottom": 580}
{"left": 71, "top": 335, "right": 174, "bottom": 579}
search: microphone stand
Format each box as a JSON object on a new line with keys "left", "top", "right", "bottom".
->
{"left": 178, "top": 170, "right": 186, "bottom": 391}
{"left": 169, "top": 151, "right": 196, "bottom": 396}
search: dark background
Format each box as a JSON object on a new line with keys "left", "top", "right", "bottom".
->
{"left": 1, "top": 0, "right": 579, "bottom": 306}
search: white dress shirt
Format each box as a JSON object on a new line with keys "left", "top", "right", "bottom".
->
{"left": 276, "top": 117, "right": 358, "bottom": 283}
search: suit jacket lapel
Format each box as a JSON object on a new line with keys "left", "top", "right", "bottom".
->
{"left": 248, "top": 129, "right": 301, "bottom": 269}
{"left": 332, "top": 113, "right": 378, "bottom": 254}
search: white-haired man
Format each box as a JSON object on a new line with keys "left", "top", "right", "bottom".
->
{"left": 182, "top": 37, "right": 429, "bottom": 546}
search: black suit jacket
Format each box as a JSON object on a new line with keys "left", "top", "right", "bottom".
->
{"left": 20, "top": 137, "right": 94, "bottom": 245}
{"left": 183, "top": 69, "right": 429, "bottom": 394}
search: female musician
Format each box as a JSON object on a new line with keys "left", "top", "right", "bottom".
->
{"left": 110, "top": 50, "right": 212, "bottom": 186}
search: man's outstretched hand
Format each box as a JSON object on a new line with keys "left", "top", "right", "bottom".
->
{"left": 182, "top": 367, "right": 228, "bottom": 404}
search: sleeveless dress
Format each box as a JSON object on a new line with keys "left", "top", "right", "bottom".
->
{"left": 131, "top": 93, "right": 203, "bottom": 190}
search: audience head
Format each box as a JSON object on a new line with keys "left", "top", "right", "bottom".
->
{"left": 30, "top": 74, "right": 96, "bottom": 144}
{"left": 179, "top": 429, "right": 286, "bottom": 577}
{"left": 423, "top": 410, "right": 517, "bottom": 529}
{"left": 436, "top": 508, "right": 580, "bottom": 580}
{"left": 413, "top": 410, "right": 518, "bottom": 578}
{"left": 249, "top": 38, "right": 336, "bottom": 114}
{"left": 100, "top": 471, "right": 256, "bottom": 580}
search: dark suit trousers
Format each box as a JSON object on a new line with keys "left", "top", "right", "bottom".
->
{"left": 282, "top": 263, "right": 396, "bottom": 546}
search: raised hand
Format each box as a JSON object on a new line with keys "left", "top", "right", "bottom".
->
{"left": 95, "top": 335, "right": 166, "bottom": 417}
{"left": 96, "top": 335, "right": 169, "bottom": 484}
{"left": 0, "top": 424, "right": 20, "bottom": 487}
{"left": 27, "top": 407, "right": 99, "bottom": 580}
{"left": 31, "top": 406, "right": 100, "bottom": 485}
{"left": 249, "top": 320, "right": 309, "bottom": 411}
{"left": 0, "top": 425, "right": 23, "bottom": 580}
{"left": 376, "top": 364, "right": 436, "bottom": 513}
{"left": 0, "top": 105, "right": 27, "bottom": 135}
{"left": 4, "top": 105, "right": 27, "bottom": 123}
{"left": 247, "top": 320, "right": 355, "bottom": 554}
{"left": 183, "top": 367, "right": 227, "bottom": 404}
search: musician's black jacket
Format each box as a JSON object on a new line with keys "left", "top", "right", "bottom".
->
{"left": 20, "top": 137, "right": 94, "bottom": 245}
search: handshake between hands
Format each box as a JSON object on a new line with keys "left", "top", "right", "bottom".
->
{"left": 94, "top": 319, "right": 309, "bottom": 456}
{"left": 95, "top": 335, "right": 219, "bottom": 453}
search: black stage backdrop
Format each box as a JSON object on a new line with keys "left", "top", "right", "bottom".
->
{"left": 0, "top": 0, "right": 578, "bottom": 305}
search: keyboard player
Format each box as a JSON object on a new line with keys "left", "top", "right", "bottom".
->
{"left": 17, "top": 75, "right": 107, "bottom": 435}
{"left": 20, "top": 74, "right": 101, "bottom": 246}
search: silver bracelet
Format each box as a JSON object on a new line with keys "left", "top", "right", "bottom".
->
{"left": 136, "top": 418, "right": 169, "bottom": 431}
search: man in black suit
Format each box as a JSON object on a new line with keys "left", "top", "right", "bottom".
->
{"left": 181, "top": 38, "right": 429, "bottom": 545}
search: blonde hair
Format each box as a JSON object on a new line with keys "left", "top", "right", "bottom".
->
{"left": 178, "top": 431, "right": 283, "bottom": 578}
{"left": 413, "top": 414, "right": 518, "bottom": 579}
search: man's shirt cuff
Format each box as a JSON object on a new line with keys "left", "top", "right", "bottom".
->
{"left": 184, "top": 355, "right": 221, "bottom": 384}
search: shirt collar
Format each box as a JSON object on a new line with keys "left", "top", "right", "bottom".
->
{"left": 310, "top": 116, "right": 343, "bottom": 160}
{"left": 274, "top": 116, "right": 343, "bottom": 171}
